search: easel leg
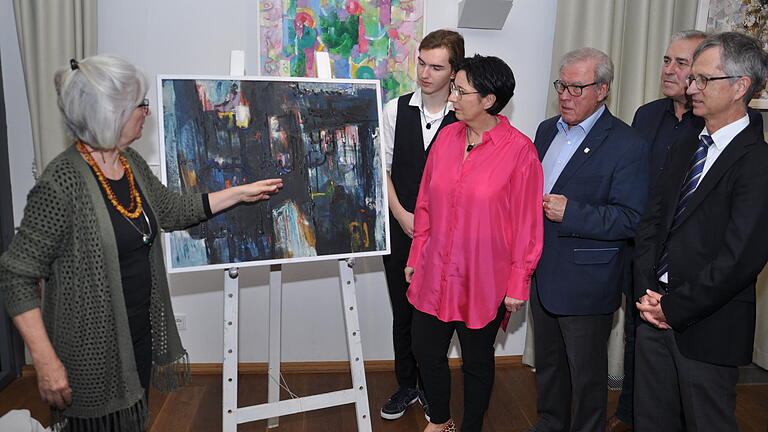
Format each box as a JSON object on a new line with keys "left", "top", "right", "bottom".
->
{"left": 268, "top": 264, "right": 283, "bottom": 428}
{"left": 338, "top": 259, "right": 372, "bottom": 431}
{"left": 222, "top": 268, "right": 240, "bottom": 432}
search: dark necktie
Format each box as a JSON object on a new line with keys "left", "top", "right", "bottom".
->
{"left": 655, "top": 135, "right": 714, "bottom": 281}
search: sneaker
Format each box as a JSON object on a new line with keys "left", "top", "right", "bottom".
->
{"left": 419, "top": 390, "right": 431, "bottom": 422}
{"left": 380, "top": 387, "right": 419, "bottom": 420}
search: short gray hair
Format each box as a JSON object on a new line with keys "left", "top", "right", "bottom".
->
{"left": 670, "top": 29, "right": 708, "bottom": 43}
{"left": 693, "top": 32, "right": 768, "bottom": 106}
{"left": 560, "top": 47, "right": 614, "bottom": 87}
{"left": 55, "top": 55, "right": 148, "bottom": 150}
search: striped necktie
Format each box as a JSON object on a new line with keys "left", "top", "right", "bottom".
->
{"left": 655, "top": 135, "right": 714, "bottom": 281}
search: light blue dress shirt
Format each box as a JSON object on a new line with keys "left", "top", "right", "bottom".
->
{"left": 542, "top": 105, "right": 605, "bottom": 193}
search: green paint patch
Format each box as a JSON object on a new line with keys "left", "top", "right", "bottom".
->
{"left": 355, "top": 66, "right": 376, "bottom": 80}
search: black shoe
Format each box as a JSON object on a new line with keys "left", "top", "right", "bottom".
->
{"left": 419, "top": 390, "right": 431, "bottom": 422}
{"left": 380, "top": 387, "right": 419, "bottom": 420}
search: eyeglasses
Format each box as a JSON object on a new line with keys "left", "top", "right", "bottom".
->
{"left": 553, "top": 80, "right": 598, "bottom": 97}
{"left": 450, "top": 82, "right": 480, "bottom": 100}
{"left": 685, "top": 74, "right": 743, "bottom": 90}
{"left": 137, "top": 98, "right": 150, "bottom": 114}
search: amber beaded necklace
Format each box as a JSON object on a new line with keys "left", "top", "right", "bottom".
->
{"left": 76, "top": 140, "right": 143, "bottom": 219}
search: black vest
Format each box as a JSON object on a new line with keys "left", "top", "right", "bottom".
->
{"left": 390, "top": 93, "right": 457, "bottom": 213}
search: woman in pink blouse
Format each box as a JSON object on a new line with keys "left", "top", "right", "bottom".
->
{"left": 404, "top": 55, "right": 544, "bottom": 432}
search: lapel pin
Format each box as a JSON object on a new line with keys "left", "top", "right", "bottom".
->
{"left": 584, "top": 147, "right": 590, "bottom": 153}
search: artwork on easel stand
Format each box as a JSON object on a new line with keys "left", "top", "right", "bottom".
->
{"left": 158, "top": 76, "right": 389, "bottom": 272}
{"left": 258, "top": 0, "right": 425, "bottom": 102}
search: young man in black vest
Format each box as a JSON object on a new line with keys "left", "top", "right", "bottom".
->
{"left": 380, "top": 29, "right": 464, "bottom": 420}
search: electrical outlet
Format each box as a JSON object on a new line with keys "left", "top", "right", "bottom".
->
{"left": 175, "top": 314, "right": 187, "bottom": 331}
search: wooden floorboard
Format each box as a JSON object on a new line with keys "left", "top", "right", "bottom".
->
{"left": 2, "top": 365, "right": 766, "bottom": 431}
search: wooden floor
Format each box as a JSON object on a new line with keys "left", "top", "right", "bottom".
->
{"left": 1, "top": 364, "right": 767, "bottom": 431}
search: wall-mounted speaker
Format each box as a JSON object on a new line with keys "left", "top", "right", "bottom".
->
{"left": 457, "top": 0, "right": 514, "bottom": 30}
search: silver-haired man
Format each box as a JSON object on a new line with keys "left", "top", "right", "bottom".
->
{"left": 634, "top": 31, "right": 768, "bottom": 431}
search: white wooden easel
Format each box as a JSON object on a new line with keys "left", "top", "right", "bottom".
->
{"left": 220, "top": 50, "right": 372, "bottom": 432}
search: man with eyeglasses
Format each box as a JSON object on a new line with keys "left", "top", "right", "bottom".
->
{"left": 524, "top": 47, "right": 649, "bottom": 432}
{"left": 609, "top": 31, "right": 765, "bottom": 432}
{"left": 633, "top": 31, "right": 768, "bottom": 432}
{"left": 607, "top": 30, "right": 708, "bottom": 432}
{"left": 379, "top": 28, "right": 464, "bottom": 421}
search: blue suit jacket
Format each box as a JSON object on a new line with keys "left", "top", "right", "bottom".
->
{"left": 533, "top": 108, "right": 650, "bottom": 315}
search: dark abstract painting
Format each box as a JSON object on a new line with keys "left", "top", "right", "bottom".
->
{"left": 158, "top": 76, "right": 388, "bottom": 272}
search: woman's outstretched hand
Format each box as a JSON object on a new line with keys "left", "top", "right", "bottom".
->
{"left": 240, "top": 178, "right": 284, "bottom": 202}
{"left": 209, "top": 178, "right": 284, "bottom": 213}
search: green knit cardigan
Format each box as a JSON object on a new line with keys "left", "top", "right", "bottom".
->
{"left": 0, "top": 145, "right": 207, "bottom": 432}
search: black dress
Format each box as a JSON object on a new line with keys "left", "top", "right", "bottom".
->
{"left": 98, "top": 173, "right": 157, "bottom": 391}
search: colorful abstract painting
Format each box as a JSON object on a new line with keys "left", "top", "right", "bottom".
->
{"left": 707, "top": 0, "right": 768, "bottom": 46}
{"left": 706, "top": 0, "right": 768, "bottom": 104}
{"left": 259, "top": 0, "right": 424, "bottom": 102}
{"left": 158, "top": 76, "right": 388, "bottom": 272}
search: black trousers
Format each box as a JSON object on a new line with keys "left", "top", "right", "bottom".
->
{"left": 614, "top": 294, "right": 638, "bottom": 424}
{"left": 411, "top": 304, "right": 506, "bottom": 432}
{"left": 529, "top": 278, "right": 614, "bottom": 432}
{"left": 634, "top": 322, "right": 739, "bottom": 432}
{"left": 383, "top": 215, "right": 419, "bottom": 389}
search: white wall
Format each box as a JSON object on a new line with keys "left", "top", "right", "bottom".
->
{"left": 4, "top": 0, "right": 557, "bottom": 363}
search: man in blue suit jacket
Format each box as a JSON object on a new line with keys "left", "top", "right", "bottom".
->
{"left": 525, "top": 48, "right": 649, "bottom": 432}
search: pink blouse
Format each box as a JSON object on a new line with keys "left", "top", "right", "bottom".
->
{"left": 406, "top": 115, "right": 544, "bottom": 329}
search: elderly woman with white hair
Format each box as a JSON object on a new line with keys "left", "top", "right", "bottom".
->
{"left": 0, "top": 55, "right": 283, "bottom": 431}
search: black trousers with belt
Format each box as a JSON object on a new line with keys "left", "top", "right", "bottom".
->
{"left": 411, "top": 304, "right": 506, "bottom": 432}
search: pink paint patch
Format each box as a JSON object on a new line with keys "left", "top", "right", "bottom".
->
{"left": 387, "top": 28, "right": 398, "bottom": 39}
{"left": 380, "top": 0, "right": 392, "bottom": 25}
{"left": 346, "top": 0, "right": 362, "bottom": 15}
{"left": 357, "top": 15, "right": 369, "bottom": 54}
{"left": 304, "top": 49, "right": 316, "bottom": 77}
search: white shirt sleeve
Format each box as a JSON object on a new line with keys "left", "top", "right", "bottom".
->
{"left": 381, "top": 97, "right": 399, "bottom": 171}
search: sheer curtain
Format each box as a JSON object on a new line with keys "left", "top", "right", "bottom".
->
{"left": 0, "top": 52, "right": 26, "bottom": 392}
{"left": 13, "top": 0, "right": 97, "bottom": 176}
{"left": 756, "top": 271, "right": 768, "bottom": 369}
{"left": 523, "top": 0, "right": 700, "bottom": 382}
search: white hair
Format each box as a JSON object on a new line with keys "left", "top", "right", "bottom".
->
{"left": 55, "top": 55, "right": 148, "bottom": 150}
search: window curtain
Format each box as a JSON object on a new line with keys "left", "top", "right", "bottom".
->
{"left": 0, "top": 51, "right": 26, "bottom": 391}
{"left": 13, "top": 0, "right": 97, "bottom": 176}
{"left": 523, "top": 0, "right": 700, "bottom": 382}
{"left": 755, "top": 271, "right": 768, "bottom": 369}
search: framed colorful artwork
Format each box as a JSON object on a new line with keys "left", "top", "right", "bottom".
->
{"left": 259, "top": 0, "right": 425, "bottom": 102}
